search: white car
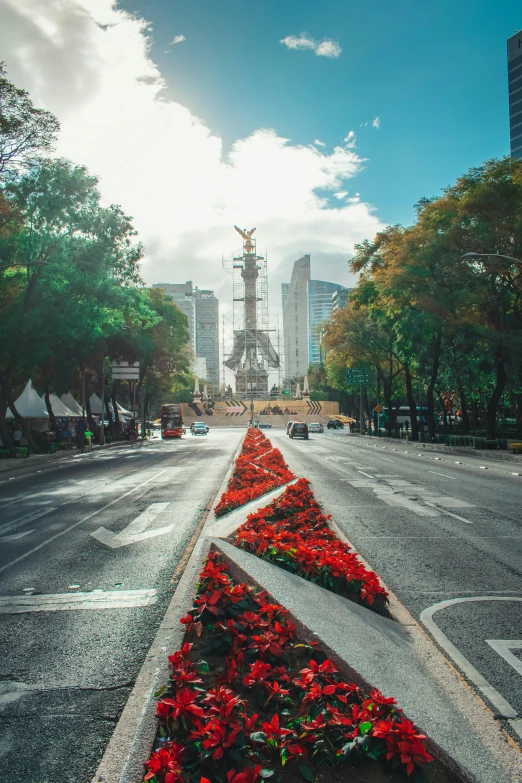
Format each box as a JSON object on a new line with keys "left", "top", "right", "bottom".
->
{"left": 308, "top": 422, "right": 324, "bottom": 433}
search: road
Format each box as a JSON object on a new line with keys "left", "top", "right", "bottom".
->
{"left": 271, "top": 428, "right": 522, "bottom": 742}
{"left": 0, "top": 430, "right": 242, "bottom": 783}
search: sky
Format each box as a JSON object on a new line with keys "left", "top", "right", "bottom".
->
{"left": 0, "top": 0, "right": 520, "bottom": 319}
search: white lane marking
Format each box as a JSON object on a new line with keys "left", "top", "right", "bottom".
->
{"left": 0, "top": 507, "right": 57, "bottom": 535}
{"left": 357, "top": 470, "right": 375, "bottom": 479}
{"left": 0, "top": 530, "right": 35, "bottom": 542}
{"left": 0, "top": 468, "right": 169, "bottom": 575}
{"left": 486, "top": 640, "right": 522, "bottom": 678}
{"left": 424, "top": 502, "right": 473, "bottom": 524}
{"left": 0, "top": 589, "right": 156, "bottom": 613}
{"left": 420, "top": 596, "right": 522, "bottom": 720}
{"left": 91, "top": 502, "right": 173, "bottom": 549}
{"left": 380, "top": 458, "right": 393, "bottom": 461}
{"left": 429, "top": 471, "right": 457, "bottom": 480}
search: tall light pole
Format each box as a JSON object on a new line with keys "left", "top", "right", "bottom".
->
{"left": 460, "top": 252, "right": 522, "bottom": 267}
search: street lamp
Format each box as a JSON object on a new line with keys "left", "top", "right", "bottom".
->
{"left": 460, "top": 252, "right": 522, "bottom": 267}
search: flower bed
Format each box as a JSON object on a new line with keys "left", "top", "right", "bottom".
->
{"left": 214, "top": 429, "right": 295, "bottom": 518}
{"left": 144, "top": 551, "right": 439, "bottom": 783}
{"left": 234, "top": 479, "right": 389, "bottom": 614}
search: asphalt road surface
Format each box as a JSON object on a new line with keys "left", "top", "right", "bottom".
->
{"left": 271, "top": 428, "right": 522, "bottom": 742}
{"left": 0, "top": 430, "right": 242, "bottom": 783}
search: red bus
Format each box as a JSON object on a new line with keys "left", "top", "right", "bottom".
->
{"left": 161, "top": 403, "right": 183, "bottom": 438}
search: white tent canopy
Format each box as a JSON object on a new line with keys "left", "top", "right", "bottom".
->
{"left": 48, "top": 393, "right": 76, "bottom": 418}
{"left": 6, "top": 380, "right": 48, "bottom": 419}
{"left": 60, "top": 392, "right": 83, "bottom": 416}
{"left": 89, "top": 393, "right": 132, "bottom": 418}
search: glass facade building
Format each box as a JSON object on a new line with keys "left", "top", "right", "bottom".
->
{"left": 194, "top": 288, "right": 219, "bottom": 389}
{"left": 308, "top": 281, "right": 350, "bottom": 365}
{"left": 508, "top": 31, "right": 522, "bottom": 160}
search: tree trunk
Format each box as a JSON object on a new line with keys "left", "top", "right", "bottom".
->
{"left": 7, "top": 396, "right": 39, "bottom": 452}
{"left": 85, "top": 378, "right": 96, "bottom": 433}
{"left": 486, "top": 350, "right": 506, "bottom": 440}
{"left": 403, "top": 363, "right": 419, "bottom": 441}
{"left": 459, "top": 387, "right": 470, "bottom": 433}
{"left": 0, "top": 384, "right": 14, "bottom": 454}
{"left": 427, "top": 332, "right": 442, "bottom": 441}
{"left": 43, "top": 378, "right": 58, "bottom": 434}
{"left": 440, "top": 395, "right": 448, "bottom": 426}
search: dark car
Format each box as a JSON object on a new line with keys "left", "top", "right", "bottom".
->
{"left": 286, "top": 420, "right": 298, "bottom": 434}
{"left": 257, "top": 421, "right": 272, "bottom": 429}
{"left": 288, "top": 422, "right": 308, "bottom": 440}
{"left": 327, "top": 419, "right": 344, "bottom": 429}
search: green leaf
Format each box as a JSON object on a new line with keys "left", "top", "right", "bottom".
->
{"left": 195, "top": 660, "right": 210, "bottom": 674}
{"left": 154, "top": 685, "right": 167, "bottom": 698}
{"left": 359, "top": 721, "right": 372, "bottom": 735}
{"left": 259, "top": 770, "right": 275, "bottom": 779}
{"left": 249, "top": 731, "right": 267, "bottom": 744}
{"left": 299, "top": 764, "right": 315, "bottom": 781}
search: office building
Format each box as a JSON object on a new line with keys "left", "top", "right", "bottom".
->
{"left": 309, "top": 280, "right": 350, "bottom": 365}
{"left": 508, "top": 31, "right": 522, "bottom": 159}
{"left": 194, "top": 288, "right": 219, "bottom": 388}
{"left": 281, "top": 283, "right": 289, "bottom": 312}
{"left": 282, "top": 255, "right": 311, "bottom": 379}
{"left": 152, "top": 281, "right": 195, "bottom": 350}
{"left": 332, "top": 287, "right": 351, "bottom": 312}
{"left": 152, "top": 281, "right": 220, "bottom": 388}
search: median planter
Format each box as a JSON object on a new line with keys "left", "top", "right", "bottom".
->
{"left": 233, "top": 478, "right": 389, "bottom": 615}
{"left": 143, "top": 551, "right": 447, "bottom": 783}
{"left": 215, "top": 429, "right": 295, "bottom": 517}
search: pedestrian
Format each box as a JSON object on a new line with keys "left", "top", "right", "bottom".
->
{"left": 12, "top": 427, "right": 22, "bottom": 447}
{"left": 84, "top": 427, "right": 92, "bottom": 448}
{"left": 404, "top": 420, "right": 409, "bottom": 433}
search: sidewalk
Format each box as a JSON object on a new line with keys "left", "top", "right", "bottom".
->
{"left": 0, "top": 439, "right": 151, "bottom": 480}
{"left": 339, "top": 432, "right": 522, "bottom": 464}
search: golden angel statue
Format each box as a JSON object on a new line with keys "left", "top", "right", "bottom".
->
{"left": 234, "top": 225, "right": 256, "bottom": 253}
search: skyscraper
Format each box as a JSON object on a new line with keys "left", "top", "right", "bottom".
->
{"left": 152, "top": 281, "right": 195, "bottom": 349}
{"left": 508, "top": 31, "right": 522, "bottom": 160}
{"left": 153, "top": 281, "right": 220, "bottom": 388}
{"left": 309, "top": 281, "right": 350, "bottom": 365}
{"left": 281, "top": 283, "right": 289, "bottom": 312}
{"left": 282, "top": 255, "right": 310, "bottom": 379}
{"left": 194, "top": 288, "right": 219, "bottom": 388}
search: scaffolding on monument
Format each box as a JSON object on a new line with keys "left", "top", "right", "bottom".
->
{"left": 222, "top": 227, "right": 280, "bottom": 399}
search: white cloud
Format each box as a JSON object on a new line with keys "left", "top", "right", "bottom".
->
{"left": 313, "top": 139, "right": 326, "bottom": 147}
{"left": 280, "top": 33, "right": 342, "bottom": 58}
{"left": 169, "top": 34, "right": 185, "bottom": 45}
{"left": 372, "top": 116, "right": 380, "bottom": 129}
{"left": 0, "top": 0, "right": 381, "bottom": 311}
{"left": 343, "top": 131, "right": 356, "bottom": 147}
{"left": 333, "top": 191, "right": 348, "bottom": 200}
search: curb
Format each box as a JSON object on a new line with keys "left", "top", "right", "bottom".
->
{"left": 91, "top": 432, "right": 246, "bottom": 783}
{"left": 341, "top": 433, "right": 522, "bottom": 464}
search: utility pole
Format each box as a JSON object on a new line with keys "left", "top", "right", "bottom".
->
{"left": 249, "top": 347, "right": 255, "bottom": 427}
{"left": 360, "top": 381, "right": 363, "bottom": 434}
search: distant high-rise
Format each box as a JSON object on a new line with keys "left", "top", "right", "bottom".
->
{"left": 153, "top": 281, "right": 220, "bottom": 387}
{"left": 282, "top": 257, "right": 350, "bottom": 377}
{"left": 508, "top": 31, "right": 522, "bottom": 160}
{"left": 309, "top": 281, "right": 350, "bottom": 365}
{"left": 194, "top": 288, "right": 219, "bottom": 388}
{"left": 282, "top": 255, "right": 310, "bottom": 379}
{"left": 332, "top": 287, "right": 351, "bottom": 312}
{"left": 152, "top": 281, "right": 195, "bottom": 349}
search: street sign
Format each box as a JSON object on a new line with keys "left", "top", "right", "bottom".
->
{"left": 283, "top": 390, "right": 290, "bottom": 395}
{"left": 374, "top": 404, "right": 383, "bottom": 413}
{"left": 346, "top": 368, "right": 370, "bottom": 383}
{"left": 112, "top": 361, "right": 140, "bottom": 380}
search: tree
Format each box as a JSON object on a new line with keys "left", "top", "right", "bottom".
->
{"left": 0, "top": 63, "right": 60, "bottom": 179}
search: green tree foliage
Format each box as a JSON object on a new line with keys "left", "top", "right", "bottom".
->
{"left": 324, "top": 157, "right": 522, "bottom": 440}
{"left": 0, "top": 62, "right": 60, "bottom": 179}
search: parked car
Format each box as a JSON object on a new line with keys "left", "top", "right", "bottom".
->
{"left": 308, "top": 422, "right": 323, "bottom": 433}
{"left": 288, "top": 422, "right": 309, "bottom": 440}
{"left": 327, "top": 419, "right": 344, "bottom": 429}
{"left": 286, "top": 420, "right": 298, "bottom": 434}
{"left": 191, "top": 422, "right": 208, "bottom": 435}
{"left": 257, "top": 421, "right": 272, "bottom": 429}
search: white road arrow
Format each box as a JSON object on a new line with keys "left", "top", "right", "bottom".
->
{"left": 90, "top": 502, "right": 174, "bottom": 549}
